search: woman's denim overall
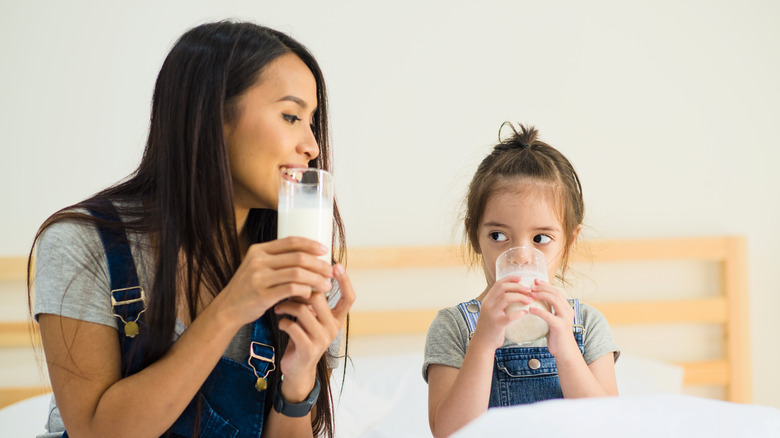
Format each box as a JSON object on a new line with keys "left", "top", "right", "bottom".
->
{"left": 61, "top": 202, "right": 276, "bottom": 437}
{"left": 457, "top": 299, "right": 585, "bottom": 406}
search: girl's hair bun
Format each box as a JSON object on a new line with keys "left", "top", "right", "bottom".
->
{"left": 498, "top": 121, "right": 538, "bottom": 150}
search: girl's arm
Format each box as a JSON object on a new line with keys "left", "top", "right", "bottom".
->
{"left": 427, "top": 339, "right": 497, "bottom": 438}
{"left": 427, "top": 278, "right": 532, "bottom": 438}
{"left": 528, "top": 280, "right": 618, "bottom": 398}
{"left": 40, "top": 237, "right": 340, "bottom": 438}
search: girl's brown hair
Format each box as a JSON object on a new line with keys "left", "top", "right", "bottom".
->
{"left": 463, "top": 122, "right": 584, "bottom": 281}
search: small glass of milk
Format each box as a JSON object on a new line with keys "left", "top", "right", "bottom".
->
{"left": 277, "top": 168, "right": 334, "bottom": 263}
{"left": 495, "top": 246, "right": 551, "bottom": 345}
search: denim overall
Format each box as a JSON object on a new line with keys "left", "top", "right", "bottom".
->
{"left": 62, "top": 202, "right": 276, "bottom": 437}
{"left": 457, "top": 299, "right": 585, "bottom": 406}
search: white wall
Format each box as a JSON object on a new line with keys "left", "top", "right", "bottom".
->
{"left": 1, "top": 1, "right": 778, "bottom": 408}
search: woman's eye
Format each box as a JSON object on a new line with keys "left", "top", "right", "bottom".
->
{"left": 283, "top": 113, "right": 301, "bottom": 124}
{"left": 489, "top": 232, "right": 508, "bottom": 242}
{"left": 534, "top": 234, "right": 552, "bottom": 244}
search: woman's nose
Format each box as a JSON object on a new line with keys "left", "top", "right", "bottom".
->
{"left": 299, "top": 125, "right": 319, "bottom": 160}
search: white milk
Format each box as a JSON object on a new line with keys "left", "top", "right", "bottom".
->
{"left": 500, "top": 271, "right": 550, "bottom": 345}
{"left": 278, "top": 206, "right": 333, "bottom": 262}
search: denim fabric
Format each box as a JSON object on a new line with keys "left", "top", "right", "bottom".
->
{"left": 456, "top": 298, "right": 585, "bottom": 407}
{"left": 168, "top": 354, "right": 267, "bottom": 437}
{"left": 489, "top": 332, "right": 584, "bottom": 406}
{"left": 65, "top": 202, "right": 274, "bottom": 438}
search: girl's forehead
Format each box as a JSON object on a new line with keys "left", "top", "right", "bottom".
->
{"left": 485, "top": 179, "right": 565, "bottom": 222}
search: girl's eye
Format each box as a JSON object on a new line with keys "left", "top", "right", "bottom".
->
{"left": 283, "top": 113, "right": 301, "bottom": 124}
{"left": 489, "top": 232, "right": 508, "bottom": 242}
{"left": 534, "top": 234, "right": 552, "bottom": 244}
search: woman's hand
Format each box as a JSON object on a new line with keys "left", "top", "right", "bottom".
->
{"left": 471, "top": 276, "right": 534, "bottom": 351}
{"left": 527, "top": 280, "right": 579, "bottom": 359}
{"left": 273, "top": 263, "right": 356, "bottom": 400}
{"left": 215, "top": 236, "right": 334, "bottom": 331}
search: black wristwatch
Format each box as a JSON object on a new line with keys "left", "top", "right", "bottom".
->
{"left": 272, "top": 376, "right": 321, "bottom": 417}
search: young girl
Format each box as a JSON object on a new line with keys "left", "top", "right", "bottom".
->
{"left": 29, "top": 21, "right": 355, "bottom": 438}
{"left": 423, "top": 123, "right": 619, "bottom": 437}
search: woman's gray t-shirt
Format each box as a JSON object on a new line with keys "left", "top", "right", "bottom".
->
{"left": 33, "top": 216, "right": 342, "bottom": 437}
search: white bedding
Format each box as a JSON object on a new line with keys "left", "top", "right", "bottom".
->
{"left": 332, "top": 351, "right": 778, "bottom": 438}
{"left": 452, "top": 394, "right": 780, "bottom": 437}
{"left": 3, "top": 352, "right": 777, "bottom": 438}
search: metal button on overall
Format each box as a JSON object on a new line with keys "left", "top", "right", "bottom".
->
{"left": 528, "top": 358, "right": 541, "bottom": 370}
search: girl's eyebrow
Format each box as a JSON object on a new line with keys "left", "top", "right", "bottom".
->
{"left": 534, "top": 226, "right": 561, "bottom": 233}
{"left": 481, "top": 221, "right": 561, "bottom": 233}
{"left": 482, "top": 221, "right": 509, "bottom": 228}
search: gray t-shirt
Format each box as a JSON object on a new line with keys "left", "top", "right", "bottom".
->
{"left": 423, "top": 301, "right": 620, "bottom": 382}
{"left": 33, "top": 214, "right": 342, "bottom": 437}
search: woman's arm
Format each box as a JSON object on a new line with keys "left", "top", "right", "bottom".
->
{"left": 40, "top": 237, "right": 336, "bottom": 438}
{"left": 39, "top": 299, "right": 242, "bottom": 438}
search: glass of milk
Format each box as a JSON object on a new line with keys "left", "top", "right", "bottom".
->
{"left": 277, "top": 168, "right": 334, "bottom": 263}
{"left": 495, "top": 246, "right": 551, "bottom": 345}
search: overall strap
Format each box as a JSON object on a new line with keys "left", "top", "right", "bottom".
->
{"left": 88, "top": 201, "right": 147, "bottom": 376}
{"left": 456, "top": 298, "right": 585, "bottom": 339}
{"left": 569, "top": 298, "right": 584, "bottom": 335}
{"left": 456, "top": 299, "right": 481, "bottom": 339}
{"left": 248, "top": 314, "right": 277, "bottom": 391}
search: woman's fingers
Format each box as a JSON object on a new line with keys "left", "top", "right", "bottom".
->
{"left": 262, "top": 267, "right": 332, "bottom": 292}
{"left": 253, "top": 249, "right": 333, "bottom": 278}
{"left": 259, "top": 236, "right": 329, "bottom": 258}
{"left": 330, "top": 264, "right": 356, "bottom": 324}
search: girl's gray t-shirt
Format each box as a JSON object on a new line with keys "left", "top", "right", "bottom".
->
{"left": 33, "top": 216, "right": 342, "bottom": 437}
{"left": 422, "top": 300, "right": 620, "bottom": 382}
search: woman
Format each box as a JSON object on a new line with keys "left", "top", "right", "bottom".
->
{"left": 30, "top": 20, "right": 354, "bottom": 437}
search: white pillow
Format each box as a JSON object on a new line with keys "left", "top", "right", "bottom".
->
{"left": 332, "top": 352, "right": 430, "bottom": 438}
{"left": 615, "top": 353, "right": 684, "bottom": 396}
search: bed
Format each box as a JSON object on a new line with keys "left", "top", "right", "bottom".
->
{"left": 331, "top": 235, "right": 779, "bottom": 437}
{"left": 2, "top": 236, "right": 779, "bottom": 437}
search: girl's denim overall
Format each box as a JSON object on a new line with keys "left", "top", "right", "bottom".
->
{"left": 61, "top": 202, "right": 276, "bottom": 437}
{"left": 457, "top": 299, "right": 585, "bottom": 406}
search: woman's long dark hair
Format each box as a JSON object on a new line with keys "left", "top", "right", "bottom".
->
{"left": 28, "top": 20, "right": 345, "bottom": 437}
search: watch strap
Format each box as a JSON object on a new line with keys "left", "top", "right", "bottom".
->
{"left": 272, "top": 376, "right": 321, "bottom": 417}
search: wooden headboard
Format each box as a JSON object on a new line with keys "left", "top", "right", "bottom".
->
{"left": 346, "top": 236, "right": 751, "bottom": 403}
{"left": 0, "top": 235, "right": 751, "bottom": 409}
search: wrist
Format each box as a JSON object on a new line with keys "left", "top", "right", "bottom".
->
{"left": 273, "top": 375, "right": 320, "bottom": 417}
{"left": 467, "top": 332, "right": 500, "bottom": 356}
{"left": 280, "top": 372, "right": 317, "bottom": 403}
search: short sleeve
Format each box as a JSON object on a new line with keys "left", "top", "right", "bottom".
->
{"left": 33, "top": 218, "right": 117, "bottom": 329}
{"left": 582, "top": 303, "right": 621, "bottom": 364}
{"left": 422, "top": 307, "right": 469, "bottom": 382}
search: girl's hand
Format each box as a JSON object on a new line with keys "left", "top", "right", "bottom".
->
{"left": 471, "top": 276, "right": 535, "bottom": 351}
{"left": 216, "top": 237, "right": 334, "bottom": 331}
{"left": 527, "top": 280, "right": 580, "bottom": 359}
{"left": 273, "top": 263, "right": 356, "bottom": 400}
